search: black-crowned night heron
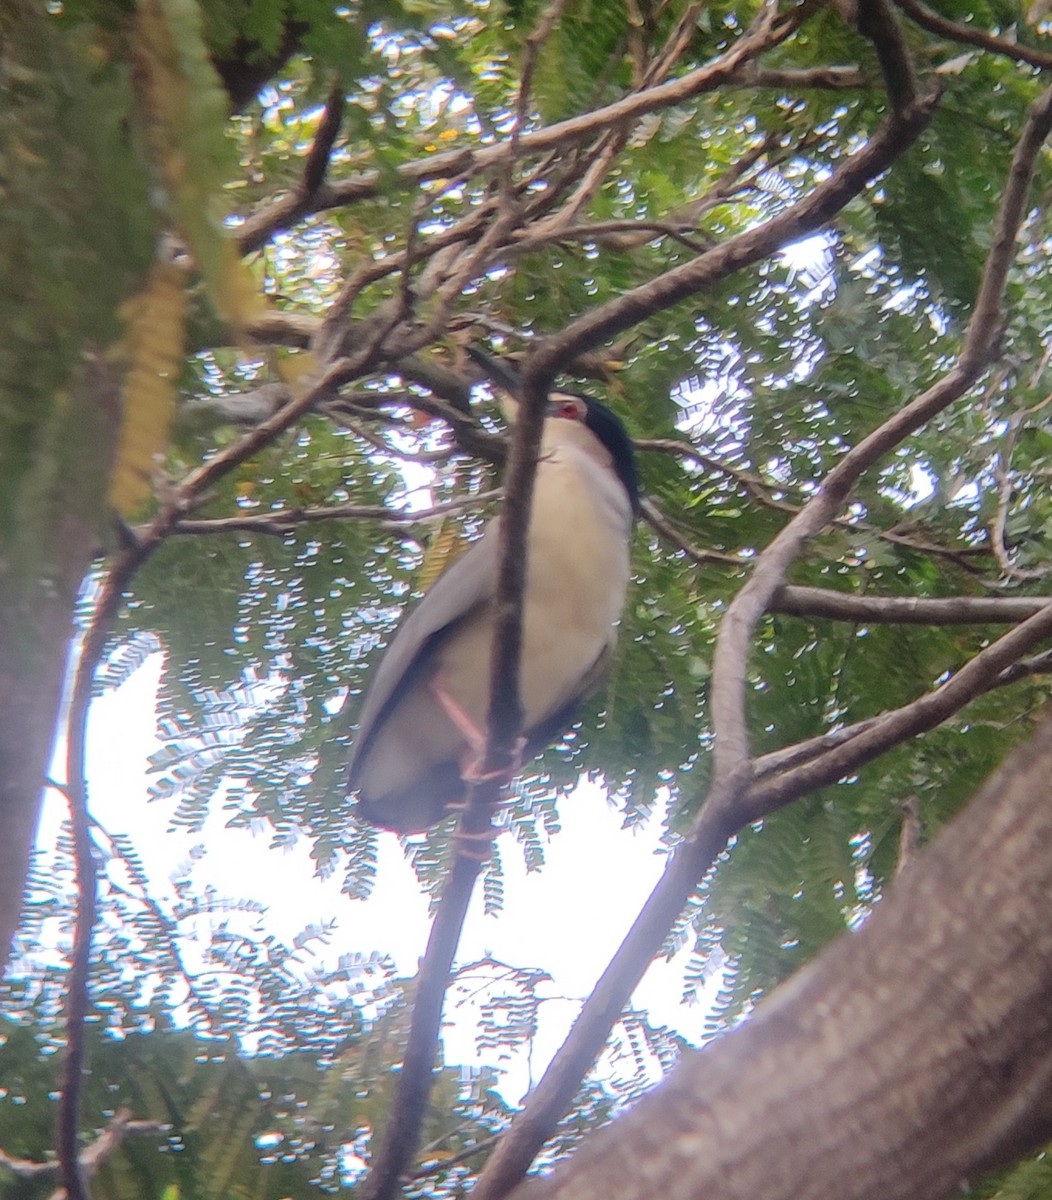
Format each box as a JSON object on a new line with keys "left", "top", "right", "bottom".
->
{"left": 348, "top": 350, "right": 639, "bottom": 832}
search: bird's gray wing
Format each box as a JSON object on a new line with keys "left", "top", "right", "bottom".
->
{"left": 347, "top": 528, "right": 498, "bottom": 786}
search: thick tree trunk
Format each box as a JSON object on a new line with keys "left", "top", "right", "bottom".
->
{"left": 0, "top": 356, "right": 119, "bottom": 975}
{"left": 523, "top": 713, "right": 1052, "bottom": 1200}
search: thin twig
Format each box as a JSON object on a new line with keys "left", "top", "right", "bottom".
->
{"left": 641, "top": 499, "right": 743, "bottom": 567}
{"left": 235, "top": 1, "right": 811, "bottom": 254}
{"left": 167, "top": 490, "right": 502, "bottom": 538}
{"left": 990, "top": 421, "right": 1050, "bottom": 582}
{"left": 408, "top": 1133, "right": 502, "bottom": 1180}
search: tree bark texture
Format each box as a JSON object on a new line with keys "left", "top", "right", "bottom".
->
{"left": 0, "top": 356, "right": 119, "bottom": 974}
{"left": 521, "top": 711, "right": 1052, "bottom": 1200}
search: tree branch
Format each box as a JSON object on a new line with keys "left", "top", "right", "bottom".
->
{"left": 358, "top": 851, "right": 488, "bottom": 1200}
{"left": 473, "top": 80, "right": 1052, "bottom": 1198}
{"left": 520, "top": 714, "right": 1052, "bottom": 1200}
{"left": 709, "top": 78, "right": 1052, "bottom": 799}
{"left": 895, "top": 0, "right": 1052, "bottom": 71}
{"left": 235, "top": 1, "right": 809, "bottom": 254}
{"left": 769, "top": 585, "right": 1052, "bottom": 625}
{"left": 1, "top": 1109, "right": 164, "bottom": 1187}
{"left": 166, "top": 490, "right": 502, "bottom": 539}
{"left": 744, "top": 599, "right": 1052, "bottom": 817}
{"left": 359, "top": 357, "right": 550, "bottom": 1198}
{"left": 525, "top": 83, "right": 937, "bottom": 391}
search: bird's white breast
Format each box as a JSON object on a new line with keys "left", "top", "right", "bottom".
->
{"left": 437, "top": 424, "right": 633, "bottom": 730}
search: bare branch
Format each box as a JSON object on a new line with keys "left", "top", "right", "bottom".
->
{"left": 358, "top": 851, "right": 488, "bottom": 1200}
{"left": 525, "top": 87, "right": 937, "bottom": 390}
{"left": 855, "top": 0, "right": 919, "bottom": 111}
{"left": 747, "top": 600, "right": 1052, "bottom": 816}
{"left": 756, "top": 638, "right": 1052, "bottom": 790}
{"left": 359, "top": 351, "right": 552, "bottom": 1200}
{"left": 514, "top": 0, "right": 570, "bottom": 145}
{"left": 471, "top": 805, "right": 738, "bottom": 1200}
{"left": 769, "top": 586, "right": 1052, "bottom": 625}
{"left": 896, "top": 0, "right": 1052, "bottom": 71}
{"left": 989, "top": 422, "right": 1050, "bottom": 582}
{"left": 301, "top": 84, "right": 345, "bottom": 200}
{"left": 167, "top": 490, "right": 502, "bottom": 538}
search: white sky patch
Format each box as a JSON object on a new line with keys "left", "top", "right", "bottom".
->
{"left": 35, "top": 654, "right": 715, "bottom": 1103}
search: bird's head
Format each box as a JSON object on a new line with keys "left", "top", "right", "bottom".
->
{"left": 468, "top": 347, "right": 639, "bottom": 516}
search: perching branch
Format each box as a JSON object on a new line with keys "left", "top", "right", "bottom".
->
{"left": 358, "top": 354, "right": 551, "bottom": 1198}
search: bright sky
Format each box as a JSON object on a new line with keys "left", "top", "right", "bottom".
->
{"left": 37, "top": 653, "right": 716, "bottom": 1103}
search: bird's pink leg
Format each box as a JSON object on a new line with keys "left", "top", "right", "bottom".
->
{"left": 428, "top": 673, "right": 526, "bottom": 785}
{"left": 429, "top": 674, "right": 528, "bottom": 852}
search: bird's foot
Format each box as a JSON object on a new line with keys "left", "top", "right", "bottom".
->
{"left": 461, "top": 736, "right": 527, "bottom": 784}
{"left": 429, "top": 674, "right": 526, "bottom": 784}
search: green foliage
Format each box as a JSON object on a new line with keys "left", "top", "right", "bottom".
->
{"left": 0, "top": 998, "right": 510, "bottom": 1199}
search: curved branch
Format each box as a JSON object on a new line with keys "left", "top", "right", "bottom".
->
{"left": 896, "top": 0, "right": 1052, "bottom": 71}
{"left": 709, "top": 78, "right": 1052, "bottom": 797}
{"left": 525, "top": 87, "right": 937, "bottom": 391}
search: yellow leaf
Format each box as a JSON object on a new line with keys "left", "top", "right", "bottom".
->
{"left": 419, "top": 519, "right": 467, "bottom": 592}
{"left": 109, "top": 251, "right": 189, "bottom": 516}
{"left": 132, "top": 0, "right": 262, "bottom": 331}
{"left": 276, "top": 352, "right": 318, "bottom": 387}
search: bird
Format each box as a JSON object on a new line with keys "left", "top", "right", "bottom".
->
{"left": 347, "top": 348, "right": 639, "bottom": 833}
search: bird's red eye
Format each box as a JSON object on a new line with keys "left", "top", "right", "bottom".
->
{"left": 555, "top": 399, "right": 580, "bottom": 420}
